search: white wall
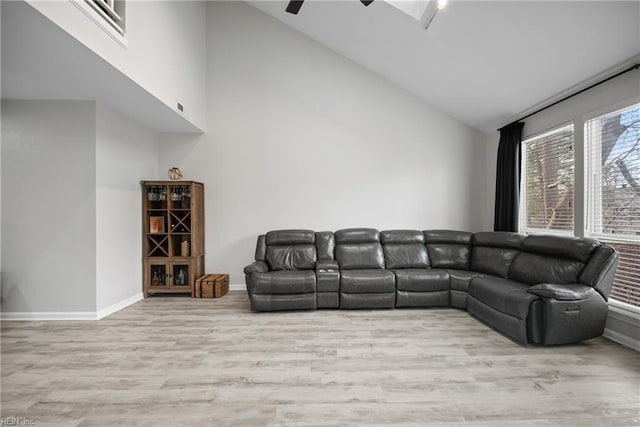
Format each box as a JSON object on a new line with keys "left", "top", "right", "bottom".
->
{"left": 1, "top": 100, "right": 97, "bottom": 314}
{"left": 1, "top": 100, "right": 160, "bottom": 317}
{"left": 0, "top": 1, "right": 3, "bottom": 280}
{"left": 96, "top": 103, "right": 159, "bottom": 314}
{"left": 159, "top": 2, "right": 487, "bottom": 286}
{"left": 26, "top": 0, "right": 207, "bottom": 130}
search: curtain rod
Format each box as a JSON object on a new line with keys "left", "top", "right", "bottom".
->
{"left": 498, "top": 63, "right": 640, "bottom": 132}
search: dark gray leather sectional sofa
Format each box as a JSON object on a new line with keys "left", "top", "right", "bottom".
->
{"left": 244, "top": 228, "right": 619, "bottom": 346}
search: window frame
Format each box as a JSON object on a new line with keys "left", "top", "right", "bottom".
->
{"left": 582, "top": 98, "right": 640, "bottom": 311}
{"left": 583, "top": 97, "right": 640, "bottom": 243}
{"left": 519, "top": 122, "right": 576, "bottom": 236}
{"left": 70, "top": 0, "right": 128, "bottom": 48}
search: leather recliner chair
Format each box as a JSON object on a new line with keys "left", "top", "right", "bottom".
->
{"left": 244, "top": 229, "right": 318, "bottom": 312}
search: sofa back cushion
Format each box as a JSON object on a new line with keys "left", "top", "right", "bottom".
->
{"left": 424, "top": 230, "right": 472, "bottom": 270}
{"left": 508, "top": 235, "right": 600, "bottom": 285}
{"left": 335, "top": 228, "right": 384, "bottom": 270}
{"left": 264, "top": 230, "right": 317, "bottom": 271}
{"left": 381, "top": 230, "right": 430, "bottom": 269}
{"left": 471, "top": 232, "right": 524, "bottom": 278}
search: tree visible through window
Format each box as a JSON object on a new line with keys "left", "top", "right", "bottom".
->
{"left": 586, "top": 103, "right": 640, "bottom": 307}
{"left": 520, "top": 125, "right": 575, "bottom": 234}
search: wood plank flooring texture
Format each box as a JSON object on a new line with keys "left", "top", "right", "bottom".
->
{"left": 1, "top": 291, "right": 639, "bottom": 426}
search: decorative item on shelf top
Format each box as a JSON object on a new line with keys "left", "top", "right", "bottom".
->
{"left": 167, "top": 167, "right": 183, "bottom": 181}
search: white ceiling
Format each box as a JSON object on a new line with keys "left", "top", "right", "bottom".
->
{"left": 248, "top": 0, "right": 640, "bottom": 134}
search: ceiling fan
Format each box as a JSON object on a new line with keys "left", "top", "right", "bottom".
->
{"left": 286, "top": 0, "right": 374, "bottom": 15}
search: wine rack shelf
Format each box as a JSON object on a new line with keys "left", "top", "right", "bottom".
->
{"left": 142, "top": 181, "right": 204, "bottom": 297}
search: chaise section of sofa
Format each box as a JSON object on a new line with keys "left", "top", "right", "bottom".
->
{"left": 244, "top": 228, "right": 619, "bottom": 346}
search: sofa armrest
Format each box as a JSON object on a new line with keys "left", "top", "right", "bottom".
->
{"left": 244, "top": 261, "right": 268, "bottom": 274}
{"left": 316, "top": 260, "right": 339, "bottom": 272}
{"left": 527, "top": 283, "right": 595, "bottom": 301}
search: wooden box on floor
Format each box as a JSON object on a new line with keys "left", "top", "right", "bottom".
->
{"left": 195, "top": 274, "right": 229, "bottom": 298}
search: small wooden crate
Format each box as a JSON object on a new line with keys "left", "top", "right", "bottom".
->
{"left": 195, "top": 274, "right": 229, "bottom": 298}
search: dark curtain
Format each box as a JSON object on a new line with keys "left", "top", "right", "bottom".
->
{"left": 494, "top": 122, "right": 524, "bottom": 232}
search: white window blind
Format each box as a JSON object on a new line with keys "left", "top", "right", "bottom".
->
{"left": 520, "top": 124, "right": 575, "bottom": 235}
{"left": 585, "top": 103, "right": 640, "bottom": 307}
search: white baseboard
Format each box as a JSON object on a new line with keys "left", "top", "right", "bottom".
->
{"left": 1, "top": 311, "right": 97, "bottom": 321}
{"left": 604, "top": 328, "right": 640, "bottom": 352}
{"left": 230, "top": 283, "right": 246, "bottom": 291}
{"left": 1, "top": 292, "right": 144, "bottom": 321}
{"left": 603, "top": 301, "right": 640, "bottom": 351}
{"left": 96, "top": 292, "right": 143, "bottom": 319}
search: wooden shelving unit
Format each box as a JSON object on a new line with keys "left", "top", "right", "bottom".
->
{"left": 141, "top": 181, "right": 204, "bottom": 297}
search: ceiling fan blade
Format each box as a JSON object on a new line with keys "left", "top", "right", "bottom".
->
{"left": 286, "top": 1, "right": 304, "bottom": 14}
{"left": 361, "top": 0, "right": 374, "bottom": 6}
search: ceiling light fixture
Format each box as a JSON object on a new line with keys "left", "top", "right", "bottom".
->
{"left": 422, "top": 0, "right": 448, "bottom": 30}
{"left": 286, "top": 0, "right": 304, "bottom": 14}
{"left": 286, "top": 0, "right": 374, "bottom": 15}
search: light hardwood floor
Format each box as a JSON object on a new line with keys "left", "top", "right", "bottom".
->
{"left": 2, "top": 290, "right": 639, "bottom": 426}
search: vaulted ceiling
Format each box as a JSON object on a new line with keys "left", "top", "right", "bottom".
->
{"left": 248, "top": 1, "right": 640, "bottom": 134}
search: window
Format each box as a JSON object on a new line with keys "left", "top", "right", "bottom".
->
{"left": 72, "top": 0, "right": 126, "bottom": 44}
{"left": 86, "top": 0, "right": 125, "bottom": 35}
{"left": 519, "top": 124, "right": 575, "bottom": 235}
{"left": 585, "top": 103, "right": 640, "bottom": 307}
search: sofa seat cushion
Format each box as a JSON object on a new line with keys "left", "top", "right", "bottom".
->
{"left": 341, "top": 269, "right": 395, "bottom": 293}
{"left": 393, "top": 269, "right": 449, "bottom": 292}
{"left": 249, "top": 271, "right": 316, "bottom": 294}
{"left": 468, "top": 276, "right": 538, "bottom": 320}
{"left": 448, "top": 269, "right": 486, "bottom": 292}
